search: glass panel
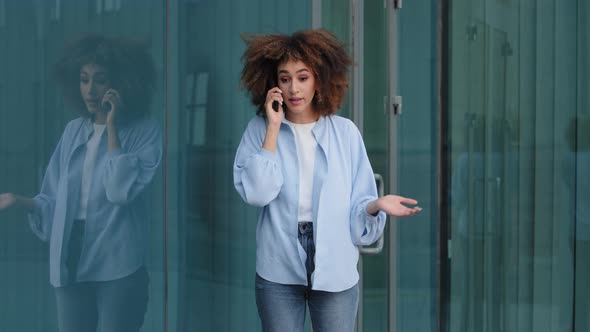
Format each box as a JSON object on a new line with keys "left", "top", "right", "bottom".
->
{"left": 321, "top": 0, "right": 351, "bottom": 119}
{"left": 360, "top": 1, "right": 388, "bottom": 331}
{"left": 322, "top": 0, "right": 350, "bottom": 41}
{"left": 322, "top": 3, "right": 441, "bottom": 332}
{"left": 321, "top": 2, "right": 392, "bottom": 331}
{"left": 0, "top": 1, "right": 166, "bottom": 331}
{"left": 575, "top": 1, "right": 590, "bottom": 331}
{"left": 398, "top": 1, "right": 439, "bottom": 332}
{"left": 447, "top": 1, "right": 579, "bottom": 331}
{"left": 167, "top": 1, "right": 310, "bottom": 331}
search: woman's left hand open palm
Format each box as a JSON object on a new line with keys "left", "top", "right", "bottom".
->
{"left": 377, "top": 195, "right": 422, "bottom": 217}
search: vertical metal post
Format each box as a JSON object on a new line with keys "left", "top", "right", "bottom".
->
{"left": 351, "top": 1, "right": 365, "bottom": 329}
{"left": 351, "top": 0, "right": 365, "bottom": 135}
{"left": 386, "top": 1, "right": 400, "bottom": 332}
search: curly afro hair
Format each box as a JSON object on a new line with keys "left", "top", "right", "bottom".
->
{"left": 240, "top": 29, "right": 352, "bottom": 116}
{"left": 53, "top": 34, "right": 156, "bottom": 122}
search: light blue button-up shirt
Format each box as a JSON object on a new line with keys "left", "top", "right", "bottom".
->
{"left": 28, "top": 116, "right": 162, "bottom": 287}
{"left": 234, "top": 115, "right": 386, "bottom": 292}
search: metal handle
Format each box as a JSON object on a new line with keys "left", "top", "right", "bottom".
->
{"left": 359, "top": 173, "right": 385, "bottom": 255}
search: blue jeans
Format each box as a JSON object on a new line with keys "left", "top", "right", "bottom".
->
{"left": 54, "top": 267, "right": 149, "bottom": 332}
{"left": 298, "top": 221, "right": 315, "bottom": 286}
{"left": 255, "top": 222, "right": 359, "bottom": 332}
{"left": 56, "top": 220, "right": 149, "bottom": 332}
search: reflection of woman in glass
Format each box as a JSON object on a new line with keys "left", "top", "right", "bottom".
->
{"left": 0, "top": 35, "right": 161, "bottom": 332}
{"left": 234, "top": 29, "right": 421, "bottom": 331}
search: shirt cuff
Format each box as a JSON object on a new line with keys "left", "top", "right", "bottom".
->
{"left": 259, "top": 148, "right": 279, "bottom": 162}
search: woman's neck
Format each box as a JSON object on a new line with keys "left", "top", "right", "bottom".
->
{"left": 285, "top": 111, "right": 319, "bottom": 124}
{"left": 93, "top": 112, "right": 107, "bottom": 125}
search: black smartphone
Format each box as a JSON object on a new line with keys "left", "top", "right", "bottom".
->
{"left": 271, "top": 78, "right": 281, "bottom": 112}
{"left": 101, "top": 100, "right": 112, "bottom": 112}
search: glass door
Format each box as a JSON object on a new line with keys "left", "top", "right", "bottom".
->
{"left": 446, "top": 1, "right": 580, "bottom": 331}
{"left": 322, "top": 1, "right": 399, "bottom": 331}
{"left": 355, "top": 0, "right": 391, "bottom": 331}
{"left": 323, "top": 2, "right": 441, "bottom": 331}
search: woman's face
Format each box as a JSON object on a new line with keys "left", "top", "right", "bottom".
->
{"left": 277, "top": 60, "right": 317, "bottom": 121}
{"left": 80, "top": 63, "right": 111, "bottom": 114}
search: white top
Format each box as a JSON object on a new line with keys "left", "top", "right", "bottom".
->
{"left": 76, "top": 123, "right": 106, "bottom": 219}
{"left": 285, "top": 119, "right": 317, "bottom": 222}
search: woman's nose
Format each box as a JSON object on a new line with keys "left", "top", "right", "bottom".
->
{"left": 288, "top": 82, "right": 298, "bottom": 94}
{"left": 87, "top": 81, "right": 98, "bottom": 95}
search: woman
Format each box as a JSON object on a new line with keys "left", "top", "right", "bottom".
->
{"left": 0, "top": 35, "right": 161, "bottom": 332}
{"left": 234, "top": 29, "right": 421, "bottom": 332}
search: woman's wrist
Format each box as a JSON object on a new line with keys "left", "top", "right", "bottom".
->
{"left": 366, "top": 198, "right": 382, "bottom": 216}
{"left": 262, "top": 124, "right": 280, "bottom": 152}
{"left": 12, "top": 194, "right": 35, "bottom": 211}
{"left": 107, "top": 125, "right": 121, "bottom": 150}
{"left": 267, "top": 121, "right": 281, "bottom": 131}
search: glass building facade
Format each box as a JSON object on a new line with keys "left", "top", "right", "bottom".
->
{"left": 0, "top": 1, "right": 586, "bottom": 331}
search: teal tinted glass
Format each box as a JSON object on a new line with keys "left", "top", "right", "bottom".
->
{"left": 0, "top": 1, "right": 166, "bottom": 331}
{"left": 446, "top": 1, "right": 586, "bottom": 331}
{"left": 321, "top": 2, "right": 440, "bottom": 332}
{"left": 360, "top": 1, "right": 389, "bottom": 330}
{"left": 575, "top": 4, "right": 590, "bottom": 331}
{"left": 166, "top": 1, "right": 310, "bottom": 331}
{"left": 321, "top": 0, "right": 351, "bottom": 119}
{"left": 398, "top": 1, "right": 439, "bottom": 331}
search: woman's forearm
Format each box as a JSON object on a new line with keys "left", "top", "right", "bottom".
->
{"left": 366, "top": 199, "right": 381, "bottom": 216}
{"left": 14, "top": 195, "right": 36, "bottom": 211}
{"left": 107, "top": 124, "right": 121, "bottom": 151}
{"left": 262, "top": 124, "right": 281, "bottom": 153}
{"left": 0, "top": 193, "right": 35, "bottom": 212}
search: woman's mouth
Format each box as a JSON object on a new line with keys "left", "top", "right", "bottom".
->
{"left": 289, "top": 97, "right": 304, "bottom": 106}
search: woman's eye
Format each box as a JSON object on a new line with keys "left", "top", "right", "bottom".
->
{"left": 280, "top": 78, "right": 289, "bottom": 83}
{"left": 80, "top": 78, "right": 89, "bottom": 84}
{"left": 299, "top": 77, "right": 308, "bottom": 81}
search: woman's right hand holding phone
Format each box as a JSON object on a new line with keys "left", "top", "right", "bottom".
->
{"left": 262, "top": 87, "right": 284, "bottom": 153}
{"left": 265, "top": 87, "right": 284, "bottom": 127}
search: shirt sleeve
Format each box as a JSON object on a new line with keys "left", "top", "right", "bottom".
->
{"left": 233, "top": 117, "right": 284, "bottom": 207}
{"left": 348, "top": 122, "right": 387, "bottom": 246}
{"left": 28, "top": 132, "right": 65, "bottom": 242}
{"left": 102, "top": 120, "right": 163, "bottom": 205}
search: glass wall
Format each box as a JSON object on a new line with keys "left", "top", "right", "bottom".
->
{"left": 398, "top": 1, "right": 440, "bottom": 331}
{"left": 0, "top": 2, "right": 314, "bottom": 331}
{"left": 574, "top": 4, "right": 590, "bottom": 332}
{"left": 166, "top": 1, "right": 310, "bottom": 331}
{"left": 446, "top": 0, "right": 587, "bottom": 331}
{"left": 0, "top": 1, "right": 166, "bottom": 331}
{"left": 359, "top": 1, "right": 390, "bottom": 331}
{"left": 9, "top": 1, "right": 574, "bottom": 331}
